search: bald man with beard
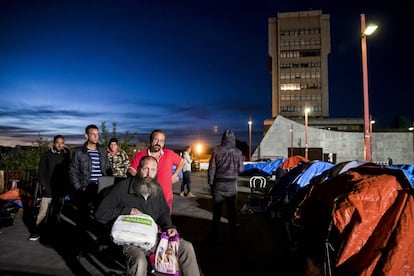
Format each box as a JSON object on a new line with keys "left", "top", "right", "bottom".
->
{"left": 95, "top": 156, "right": 201, "bottom": 276}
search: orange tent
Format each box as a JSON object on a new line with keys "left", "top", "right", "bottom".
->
{"left": 295, "top": 165, "right": 414, "bottom": 275}
{"left": 281, "top": 155, "right": 309, "bottom": 170}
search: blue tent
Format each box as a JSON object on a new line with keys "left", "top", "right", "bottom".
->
{"left": 292, "top": 161, "right": 334, "bottom": 188}
{"left": 242, "top": 158, "right": 286, "bottom": 176}
{"left": 386, "top": 164, "right": 414, "bottom": 187}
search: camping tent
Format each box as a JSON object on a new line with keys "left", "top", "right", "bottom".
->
{"left": 294, "top": 164, "right": 414, "bottom": 275}
{"left": 281, "top": 155, "right": 309, "bottom": 170}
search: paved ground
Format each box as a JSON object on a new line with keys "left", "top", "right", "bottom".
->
{"left": 0, "top": 171, "right": 304, "bottom": 275}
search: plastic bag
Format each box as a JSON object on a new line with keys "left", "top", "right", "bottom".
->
{"left": 111, "top": 214, "right": 158, "bottom": 251}
{"left": 154, "top": 232, "right": 180, "bottom": 275}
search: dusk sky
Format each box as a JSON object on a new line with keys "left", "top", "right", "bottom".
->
{"left": 0, "top": 1, "right": 411, "bottom": 151}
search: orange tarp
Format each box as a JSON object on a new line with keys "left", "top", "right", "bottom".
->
{"left": 281, "top": 155, "right": 309, "bottom": 169}
{"left": 296, "top": 165, "right": 414, "bottom": 275}
{"left": 0, "top": 188, "right": 32, "bottom": 208}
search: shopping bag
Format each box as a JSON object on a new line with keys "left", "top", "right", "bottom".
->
{"left": 154, "top": 232, "right": 180, "bottom": 275}
{"left": 111, "top": 214, "right": 158, "bottom": 251}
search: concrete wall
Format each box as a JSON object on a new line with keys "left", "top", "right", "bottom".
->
{"left": 253, "top": 116, "right": 414, "bottom": 164}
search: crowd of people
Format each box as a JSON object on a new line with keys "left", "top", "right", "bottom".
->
{"left": 28, "top": 123, "right": 244, "bottom": 275}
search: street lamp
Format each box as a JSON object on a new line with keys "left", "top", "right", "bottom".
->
{"left": 361, "top": 13, "right": 378, "bottom": 162}
{"left": 304, "top": 107, "right": 311, "bottom": 159}
{"left": 248, "top": 117, "right": 252, "bottom": 161}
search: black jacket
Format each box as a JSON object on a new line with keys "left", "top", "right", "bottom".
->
{"left": 38, "top": 147, "right": 71, "bottom": 197}
{"left": 94, "top": 178, "right": 175, "bottom": 232}
{"left": 69, "top": 142, "right": 112, "bottom": 191}
{"left": 208, "top": 130, "right": 244, "bottom": 185}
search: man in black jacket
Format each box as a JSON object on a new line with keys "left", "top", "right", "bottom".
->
{"left": 29, "top": 135, "right": 71, "bottom": 241}
{"left": 69, "top": 124, "right": 112, "bottom": 225}
{"left": 95, "top": 156, "right": 201, "bottom": 276}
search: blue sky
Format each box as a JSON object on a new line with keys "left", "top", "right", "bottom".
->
{"left": 0, "top": 0, "right": 412, "bottom": 150}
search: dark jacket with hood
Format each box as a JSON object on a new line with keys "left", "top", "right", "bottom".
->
{"left": 69, "top": 142, "right": 112, "bottom": 191}
{"left": 208, "top": 130, "right": 244, "bottom": 186}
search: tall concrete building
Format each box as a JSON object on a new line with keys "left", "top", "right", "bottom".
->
{"left": 266, "top": 10, "right": 331, "bottom": 132}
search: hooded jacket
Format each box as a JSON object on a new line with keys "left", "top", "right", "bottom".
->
{"left": 208, "top": 130, "right": 244, "bottom": 186}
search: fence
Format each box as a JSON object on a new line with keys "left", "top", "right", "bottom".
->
{"left": 0, "top": 170, "right": 38, "bottom": 194}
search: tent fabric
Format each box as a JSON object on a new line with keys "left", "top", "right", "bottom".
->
{"left": 386, "top": 164, "right": 414, "bottom": 187}
{"left": 337, "top": 160, "right": 367, "bottom": 175}
{"left": 0, "top": 188, "right": 30, "bottom": 200}
{"left": 295, "top": 165, "right": 414, "bottom": 275}
{"left": 281, "top": 155, "right": 309, "bottom": 169}
{"left": 271, "top": 162, "right": 312, "bottom": 206}
{"left": 292, "top": 161, "right": 334, "bottom": 188}
{"left": 0, "top": 188, "right": 31, "bottom": 208}
{"left": 242, "top": 158, "right": 286, "bottom": 176}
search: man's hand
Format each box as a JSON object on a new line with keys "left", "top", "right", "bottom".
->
{"left": 130, "top": 208, "right": 142, "bottom": 215}
{"left": 166, "top": 228, "right": 178, "bottom": 237}
{"left": 172, "top": 175, "right": 179, "bottom": 183}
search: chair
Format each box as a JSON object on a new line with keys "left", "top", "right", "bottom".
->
{"left": 241, "top": 176, "right": 272, "bottom": 214}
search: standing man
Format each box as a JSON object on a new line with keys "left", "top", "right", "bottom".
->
{"left": 208, "top": 129, "right": 244, "bottom": 239}
{"left": 128, "top": 129, "right": 183, "bottom": 212}
{"left": 107, "top": 137, "right": 130, "bottom": 183}
{"left": 29, "top": 135, "right": 71, "bottom": 241}
{"left": 179, "top": 146, "right": 195, "bottom": 197}
{"left": 69, "top": 124, "right": 112, "bottom": 224}
{"left": 95, "top": 156, "right": 201, "bottom": 276}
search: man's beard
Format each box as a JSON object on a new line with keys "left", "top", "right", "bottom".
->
{"left": 132, "top": 174, "right": 159, "bottom": 197}
{"left": 150, "top": 144, "right": 161, "bottom": 152}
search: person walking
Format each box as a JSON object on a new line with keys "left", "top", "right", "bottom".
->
{"left": 69, "top": 124, "right": 112, "bottom": 226}
{"left": 208, "top": 129, "right": 244, "bottom": 239}
{"left": 29, "top": 135, "right": 71, "bottom": 241}
{"left": 128, "top": 129, "right": 183, "bottom": 212}
{"left": 180, "top": 146, "right": 195, "bottom": 197}
{"left": 107, "top": 137, "right": 130, "bottom": 183}
{"left": 95, "top": 156, "right": 201, "bottom": 276}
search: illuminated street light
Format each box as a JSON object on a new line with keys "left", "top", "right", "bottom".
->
{"left": 361, "top": 13, "right": 378, "bottom": 162}
{"left": 304, "top": 107, "right": 311, "bottom": 159}
{"left": 195, "top": 143, "right": 203, "bottom": 155}
{"left": 248, "top": 117, "right": 252, "bottom": 161}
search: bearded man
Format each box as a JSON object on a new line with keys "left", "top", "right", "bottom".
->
{"left": 128, "top": 129, "right": 184, "bottom": 212}
{"left": 95, "top": 156, "right": 200, "bottom": 276}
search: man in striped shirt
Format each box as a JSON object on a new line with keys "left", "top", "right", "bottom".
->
{"left": 69, "top": 124, "right": 112, "bottom": 225}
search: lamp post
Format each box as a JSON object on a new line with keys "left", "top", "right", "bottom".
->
{"left": 409, "top": 123, "right": 414, "bottom": 163}
{"left": 370, "top": 115, "right": 375, "bottom": 159}
{"left": 361, "top": 13, "right": 378, "bottom": 162}
{"left": 304, "top": 107, "right": 310, "bottom": 159}
{"left": 248, "top": 117, "right": 252, "bottom": 161}
{"left": 290, "top": 124, "right": 293, "bottom": 157}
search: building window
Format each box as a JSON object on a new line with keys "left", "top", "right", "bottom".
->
{"left": 281, "top": 83, "right": 301, "bottom": 91}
